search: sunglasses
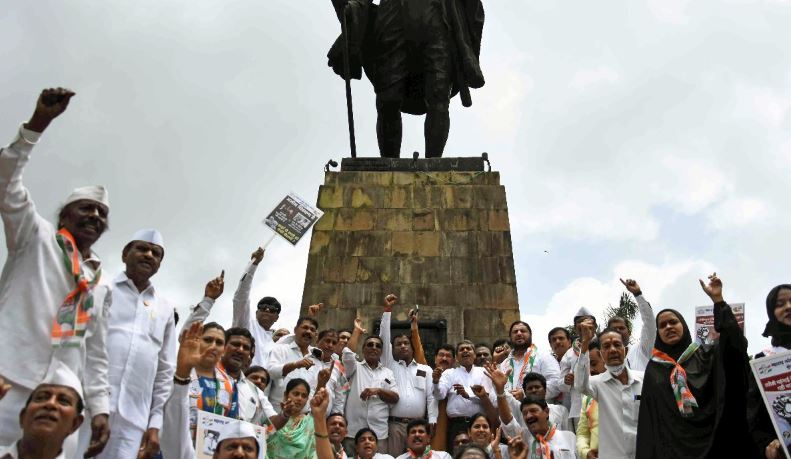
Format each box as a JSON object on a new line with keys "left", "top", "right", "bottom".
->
{"left": 258, "top": 306, "right": 279, "bottom": 313}
{"left": 365, "top": 342, "right": 383, "bottom": 349}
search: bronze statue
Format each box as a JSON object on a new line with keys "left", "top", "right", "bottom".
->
{"left": 328, "top": 0, "right": 485, "bottom": 158}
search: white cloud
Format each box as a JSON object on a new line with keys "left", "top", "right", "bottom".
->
{"left": 705, "top": 197, "right": 771, "bottom": 230}
{"left": 570, "top": 66, "right": 621, "bottom": 92}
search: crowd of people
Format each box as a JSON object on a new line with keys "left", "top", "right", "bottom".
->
{"left": 0, "top": 88, "right": 789, "bottom": 459}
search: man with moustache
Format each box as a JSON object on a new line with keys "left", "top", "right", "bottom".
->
{"left": 211, "top": 421, "right": 261, "bottom": 459}
{"left": 0, "top": 364, "right": 86, "bottom": 459}
{"left": 396, "top": 419, "right": 452, "bottom": 459}
{"left": 331, "top": 330, "right": 354, "bottom": 416}
{"left": 499, "top": 321, "right": 561, "bottom": 401}
{"left": 267, "top": 317, "right": 322, "bottom": 411}
{"left": 342, "top": 319, "right": 399, "bottom": 456}
{"left": 435, "top": 341, "right": 496, "bottom": 452}
{"left": 474, "top": 345, "right": 492, "bottom": 367}
{"left": 219, "top": 327, "right": 276, "bottom": 426}
{"left": 429, "top": 344, "right": 455, "bottom": 451}
{"left": 86, "top": 230, "right": 176, "bottom": 459}
{"left": 0, "top": 88, "right": 111, "bottom": 457}
{"left": 574, "top": 321, "right": 643, "bottom": 459}
{"left": 378, "top": 294, "right": 437, "bottom": 456}
{"left": 327, "top": 413, "right": 350, "bottom": 459}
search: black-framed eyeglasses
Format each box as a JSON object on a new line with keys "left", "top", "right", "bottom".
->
{"left": 365, "top": 342, "right": 383, "bottom": 349}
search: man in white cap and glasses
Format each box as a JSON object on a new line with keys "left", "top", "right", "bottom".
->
{"left": 79, "top": 229, "right": 177, "bottom": 459}
{"left": 0, "top": 88, "right": 112, "bottom": 457}
{"left": 212, "top": 420, "right": 262, "bottom": 459}
{"left": 0, "top": 362, "right": 86, "bottom": 459}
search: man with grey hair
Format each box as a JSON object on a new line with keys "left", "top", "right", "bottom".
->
{"left": 0, "top": 88, "right": 111, "bottom": 457}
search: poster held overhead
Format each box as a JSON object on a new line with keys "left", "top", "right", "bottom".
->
{"left": 695, "top": 303, "right": 744, "bottom": 345}
{"left": 263, "top": 192, "right": 324, "bottom": 246}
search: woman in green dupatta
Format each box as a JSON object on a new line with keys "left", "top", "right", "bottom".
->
{"left": 267, "top": 378, "right": 316, "bottom": 459}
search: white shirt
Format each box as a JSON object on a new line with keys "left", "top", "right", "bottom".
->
{"left": 557, "top": 345, "right": 581, "bottom": 419}
{"left": 380, "top": 311, "right": 438, "bottom": 422}
{"left": 232, "top": 262, "right": 276, "bottom": 367}
{"left": 107, "top": 273, "right": 176, "bottom": 431}
{"left": 396, "top": 451, "right": 452, "bottom": 459}
{"left": 501, "top": 418, "right": 576, "bottom": 459}
{"left": 0, "top": 126, "right": 111, "bottom": 415}
{"left": 499, "top": 346, "right": 561, "bottom": 399}
{"left": 625, "top": 295, "right": 656, "bottom": 372}
{"left": 342, "top": 347, "right": 397, "bottom": 440}
{"left": 266, "top": 340, "right": 325, "bottom": 410}
{"left": 574, "top": 351, "right": 643, "bottom": 459}
{"left": 0, "top": 442, "right": 66, "bottom": 459}
{"left": 435, "top": 366, "right": 496, "bottom": 418}
{"left": 234, "top": 370, "right": 276, "bottom": 425}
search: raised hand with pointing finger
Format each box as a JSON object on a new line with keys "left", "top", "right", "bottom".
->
{"left": 620, "top": 278, "right": 642, "bottom": 296}
{"left": 699, "top": 272, "right": 724, "bottom": 303}
{"left": 204, "top": 270, "right": 225, "bottom": 300}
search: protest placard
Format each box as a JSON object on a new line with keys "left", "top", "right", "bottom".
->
{"left": 751, "top": 351, "right": 791, "bottom": 458}
{"left": 694, "top": 303, "right": 744, "bottom": 345}
{"left": 196, "top": 411, "right": 267, "bottom": 459}
{"left": 263, "top": 192, "right": 324, "bottom": 246}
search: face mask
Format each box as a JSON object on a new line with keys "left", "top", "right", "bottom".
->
{"left": 605, "top": 363, "right": 625, "bottom": 376}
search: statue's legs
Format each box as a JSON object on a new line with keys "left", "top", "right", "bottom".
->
{"left": 376, "top": 82, "right": 406, "bottom": 158}
{"left": 424, "top": 100, "right": 450, "bottom": 158}
{"left": 423, "top": 12, "right": 452, "bottom": 158}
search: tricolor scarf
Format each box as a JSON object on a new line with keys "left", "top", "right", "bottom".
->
{"left": 334, "top": 359, "right": 351, "bottom": 396}
{"left": 508, "top": 344, "right": 537, "bottom": 388}
{"left": 530, "top": 422, "right": 556, "bottom": 459}
{"left": 651, "top": 342, "right": 701, "bottom": 417}
{"left": 407, "top": 447, "right": 432, "bottom": 459}
{"left": 51, "top": 228, "right": 101, "bottom": 348}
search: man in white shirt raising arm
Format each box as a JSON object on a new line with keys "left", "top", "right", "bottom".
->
{"left": 379, "top": 294, "right": 437, "bottom": 456}
{"left": 0, "top": 88, "right": 111, "bottom": 457}
{"left": 574, "top": 319, "right": 643, "bottom": 459}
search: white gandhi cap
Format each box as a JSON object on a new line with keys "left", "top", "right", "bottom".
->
{"left": 41, "top": 361, "right": 83, "bottom": 402}
{"left": 216, "top": 420, "right": 260, "bottom": 452}
{"left": 130, "top": 229, "right": 165, "bottom": 249}
{"left": 64, "top": 185, "right": 109, "bottom": 208}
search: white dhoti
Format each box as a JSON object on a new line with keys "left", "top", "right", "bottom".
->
{"left": 77, "top": 412, "right": 145, "bottom": 459}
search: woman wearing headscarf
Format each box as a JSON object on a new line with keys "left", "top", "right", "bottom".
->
{"left": 635, "top": 273, "right": 756, "bottom": 458}
{"left": 747, "top": 284, "right": 791, "bottom": 459}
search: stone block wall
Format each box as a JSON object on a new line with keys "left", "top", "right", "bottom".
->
{"left": 300, "top": 169, "right": 520, "bottom": 346}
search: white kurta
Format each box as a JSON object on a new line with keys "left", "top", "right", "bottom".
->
{"left": 558, "top": 345, "right": 581, "bottom": 419}
{"left": 106, "top": 273, "right": 177, "bottom": 431}
{"left": 0, "top": 126, "right": 111, "bottom": 444}
{"left": 396, "top": 451, "right": 452, "bottom": 459}
{"left": 379, "top": 311, "right": 438, "bottom": 422}
{"left": 435, "top": 365, "right": 496, "bottom": 418}
{"left": 266, "top": 340, "right": 327, "bottom": 411}
{"left": 499, "top": 347, "right": 561, "bottom": 399}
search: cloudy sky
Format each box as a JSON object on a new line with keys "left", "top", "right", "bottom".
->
{"left": 2, "top": 0, "right": 789, "bottom": 353}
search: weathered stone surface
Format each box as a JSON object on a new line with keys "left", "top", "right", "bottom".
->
{"left": 341, "top": 157, "right": 485, "bottom": 172}
{"left": 301, "top": 164, "right": 518, "bottom": 345}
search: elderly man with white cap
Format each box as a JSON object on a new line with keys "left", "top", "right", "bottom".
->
{"left": 0, "top": 362, "right": 86, "bottom": 459}
{"left": 78, "top": 229, "right": 177, "bottom": 459}
{"left": 0, "top": 88, "right": 112, "bottom": 457}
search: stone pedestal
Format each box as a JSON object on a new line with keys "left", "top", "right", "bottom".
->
{"left": 300, "top": 158, "right": 520, "bottom": 349}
